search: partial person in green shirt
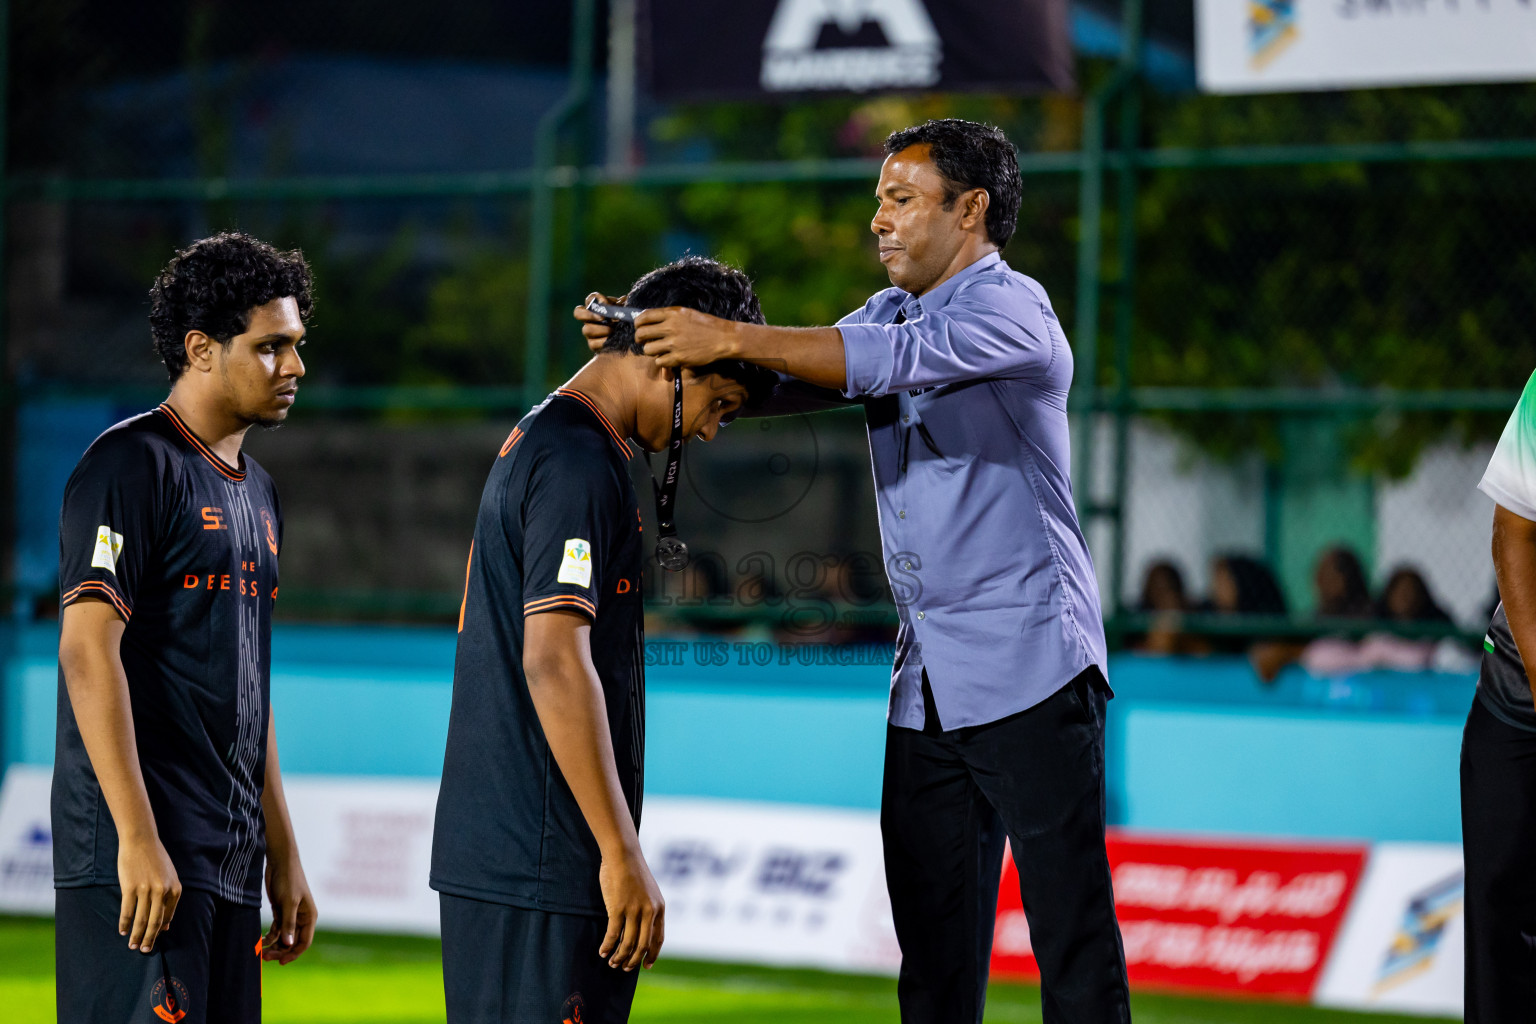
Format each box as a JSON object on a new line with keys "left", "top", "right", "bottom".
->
{"left": 1463, "top": 368, "right": 1536, "bottom": 1021}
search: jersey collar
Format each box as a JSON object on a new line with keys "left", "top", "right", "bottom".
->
{"left": 156, "top": 404, "right": 247, "bottom": 482}
{"left": 555, "top": 388, "right": 635, "bottom": 459}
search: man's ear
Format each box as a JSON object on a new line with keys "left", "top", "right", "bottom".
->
{"left": 182, "top": 330, "right": 219, "bottom": 375}
{"left": 961, "top": 188, "right": 990, "bottom": 231}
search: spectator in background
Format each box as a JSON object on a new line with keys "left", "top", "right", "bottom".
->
{"left": 1301, "top": 560, "right": 1472, "bottom": 677}
{"left": 1206, "top": 554, "right": 1294, "bottom": 680}
{"left": 1314, "top": 546, "right": 1374, "bottom": 619}
{"left": 1376, "top": 565, "right": 1454, "bottom": 626}
{"left": 1256, "top": 545, "right": 1372, "bottom": 682}
{"left": 1130, "top": 560, "right": 1206, "bottom": 655}
{"left": 1208, "top": 554, "right": 1288, "bottom": 622}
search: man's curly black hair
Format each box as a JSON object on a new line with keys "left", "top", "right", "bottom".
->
{"left": 884, "top": 119, "right": 1023, "bottom": 249}
{"left": 602, "top": 255, "right": 778, "bottom": 409}
{"left": 148, "top": 232, "right": 314, "bottom": 382}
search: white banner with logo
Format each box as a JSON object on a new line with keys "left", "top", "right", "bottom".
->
{"left": 279, "top": 775, "right": 442, "bottom": 934}
{"left": 640, "top": 797, "right": 900, "bottom": 973}
{"left": 1315, "top": 843, "right": 1464, "bottom": 1017}
{"left": 0, "top": 764, "right": 54, "bottom": 914}
{"left": 1197, "top": 0, "right": 1536, "bottom": 94}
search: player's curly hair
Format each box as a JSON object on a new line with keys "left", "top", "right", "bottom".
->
{"left": 148, "top": 232, "right": 314, "bottom": 382}
{"left": 603, "top": 255, "right": 778, "bottom": 408}
{"left": 884, "top": 119, "right": 1023, "bottom": 249}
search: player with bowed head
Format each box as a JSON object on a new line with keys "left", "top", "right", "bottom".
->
{"left": 430, "top": 256, "right": 776, "bottom": 1024}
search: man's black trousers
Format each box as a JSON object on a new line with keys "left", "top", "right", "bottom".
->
{"left": 1461, "top": 694, "right": 1536, "bottom": 1021}
{"left": 881, "top": 668, "right": 1131, "bottom": 1024}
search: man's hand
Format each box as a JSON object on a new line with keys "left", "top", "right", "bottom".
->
{"left": 633, "top": 307, "right": 742, "bottom": 368}
{"left": 117, "top": 833, "right": 181, "bottom": 953}
{"left": 597, "top": 846, "right": 665, "bottom": 971}
{"left": 574, "top": 292, "right": 627, "bottom": 353}
{"left": 262, "top": 852, "right": 318, "bottom": 965}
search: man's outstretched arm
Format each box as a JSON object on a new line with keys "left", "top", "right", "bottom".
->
{"left": 58, "top": 598, "right": 181, "bottom": 953}
{"left": 574, "top": 298, "right": 847, "bottom": 391}
{"left": 1494, "top": 503, "right": 1536, "bottom": 709}
{"left": 524, "top": 609, "right": 664, "bottom": 971}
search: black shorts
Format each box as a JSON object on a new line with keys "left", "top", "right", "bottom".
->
{"left": 55, "top": 884, "right": 262, "bottom": 1024}
{"left": 440, "top": 893, "right": 640, "bottom": 1024}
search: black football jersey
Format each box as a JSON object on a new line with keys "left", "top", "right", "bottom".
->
{"left": 431, "top": 389, "right": 645, "bottom": 914}
{"left": 53, "top": 404, "right": 282, "bottom": 905}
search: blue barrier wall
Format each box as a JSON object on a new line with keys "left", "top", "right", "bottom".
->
{"left": 3, "top": 623, "right": 1477, "bottom": 843}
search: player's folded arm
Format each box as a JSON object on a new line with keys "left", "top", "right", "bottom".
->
{"left": 838, "top": 281, "right": 1055, "bottom": 398}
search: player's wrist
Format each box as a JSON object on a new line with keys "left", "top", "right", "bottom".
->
{"left": 599, "top": 832, "right": 644, "bottom": 861}
{"left": 115, "top": 812, "right": 162, "bottom": 847}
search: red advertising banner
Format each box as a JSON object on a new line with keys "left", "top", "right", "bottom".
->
{"left": 992, "top": 831, "right": 1370, "bottom": 997}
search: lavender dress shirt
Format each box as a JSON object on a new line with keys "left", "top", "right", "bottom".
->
{"left": 835, "top": 252, "right": 1107, "bottom": 730}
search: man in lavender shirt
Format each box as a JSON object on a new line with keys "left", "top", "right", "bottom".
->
{"left": 577, "top": 119, "right": 1130, "bottom": 1023}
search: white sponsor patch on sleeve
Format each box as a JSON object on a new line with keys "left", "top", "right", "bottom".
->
{"left": 557, "top": 538, "right": 593, "bottom": 588}
{"left": 91, "top": 525, "right": 125, "bottom": 574}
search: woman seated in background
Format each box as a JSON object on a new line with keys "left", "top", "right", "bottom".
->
{"left": 1313, "top": 546, "right": 1375, "bottom": 620}
{"left": 1130, "top": 560, "right": 1207, "bottom": 655}
{"left": 1251, "top": 545, "right": 1375, "bottom": 681}
{"left": 1206, "top": 554, "right": 1291, "bottom": 672}
{"left": 1375, "top": 565, "right": 1454, "bottom": 626}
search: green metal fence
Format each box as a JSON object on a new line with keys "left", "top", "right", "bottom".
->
{"left": 4, "top": 0, "right": 1533, "bottom": 646}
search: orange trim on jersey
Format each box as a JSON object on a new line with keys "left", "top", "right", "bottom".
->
{"left": 523, "top": 593, "right": 597, "bottom": 618}
{"left": 554, "top": 389, "right": 633, "bottom": 458}
{"left": 157, "top": 404, "right": 246, "bottom": 481}
{"left": 61, "top": 581, "right": 132, "bottom": 621}
{"left": 499, "top": 426, "right": 524, "bottom": 458}
{"left": 458, "top": 541, "right": 474, "bottom": 633}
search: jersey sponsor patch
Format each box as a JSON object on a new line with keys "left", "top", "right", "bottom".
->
{"left": 557, "top": 538, "right": 593, "bottom": 587}
{"left": 90, "top": 525, "right": 124, "bottom": 573}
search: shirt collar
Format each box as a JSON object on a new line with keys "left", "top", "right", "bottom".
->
{"left": 904, "top": 251, "right": 1002, "bottom": 314}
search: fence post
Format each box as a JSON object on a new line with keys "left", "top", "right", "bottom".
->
{"left": 1073, "top": 0, "right": 1142, "bottom": 629}
{"left": 1108, "top": 0, "right": 1144, "bottom": 625}
{"left": 1072, "top": 100, "right": 1105, "bottom": 512}
{"left": 523, "top": 0, "right": 598, "bottom": 413}
{"left": 0, "top": 0, "right": 11, "bottom": 767}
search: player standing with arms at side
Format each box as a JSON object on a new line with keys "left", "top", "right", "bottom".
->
{"left": 1464, "top": 369, "right": 1536, "bottom": 1020}
{"left": 53, "top": 232, "right": 318, "bottom": 1024}
{"left": 578, "top": 120, "right": 1130, "bottom": 1023}
{"left": 430, "top": 257, "right": 775, "bottom": 1024}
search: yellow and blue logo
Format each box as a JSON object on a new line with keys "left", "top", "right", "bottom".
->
{"left": 1373, "top": 870, "right": 1464, "bottom": 994}
{"left": 1249, "top": 0, "right": 1298, "bottom": 69}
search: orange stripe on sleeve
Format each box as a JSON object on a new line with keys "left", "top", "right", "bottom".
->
{"left": 61, "top": 581, "right": 132, "bottom": 621}
{"left": 523, "top": 594, "right": 597, "bottom": 618}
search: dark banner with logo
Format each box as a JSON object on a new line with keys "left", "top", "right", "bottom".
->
{"left": 640, "top": 0, "right": 1074, "bottom": 99}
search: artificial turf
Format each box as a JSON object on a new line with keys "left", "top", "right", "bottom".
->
{"left": 6, "top": 916, "right": 1455, "bottom": 1023}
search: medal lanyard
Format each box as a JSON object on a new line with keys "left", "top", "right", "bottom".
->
{"left": 648, "top": 370, "right": 689, "bottom": 572}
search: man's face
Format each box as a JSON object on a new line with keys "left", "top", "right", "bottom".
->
{"left": 215, "top": 296, "right": 306, "bottom": 427}
{"left": 871, "top": 144, "right": 975, "bottom": 296}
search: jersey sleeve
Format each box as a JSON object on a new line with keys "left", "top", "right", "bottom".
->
{"left": 1481, "top": 371, "right": 1536, "bottom": 522}
{"left": 58, "top": 436, "right": 170, "bottom": 621}
{"left": 518, "top": 445, "right": 625, "bottom": 622}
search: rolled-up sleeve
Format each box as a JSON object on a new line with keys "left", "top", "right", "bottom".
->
{"left": 838, "top": 279, "right": 1056, "bottom": 398}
